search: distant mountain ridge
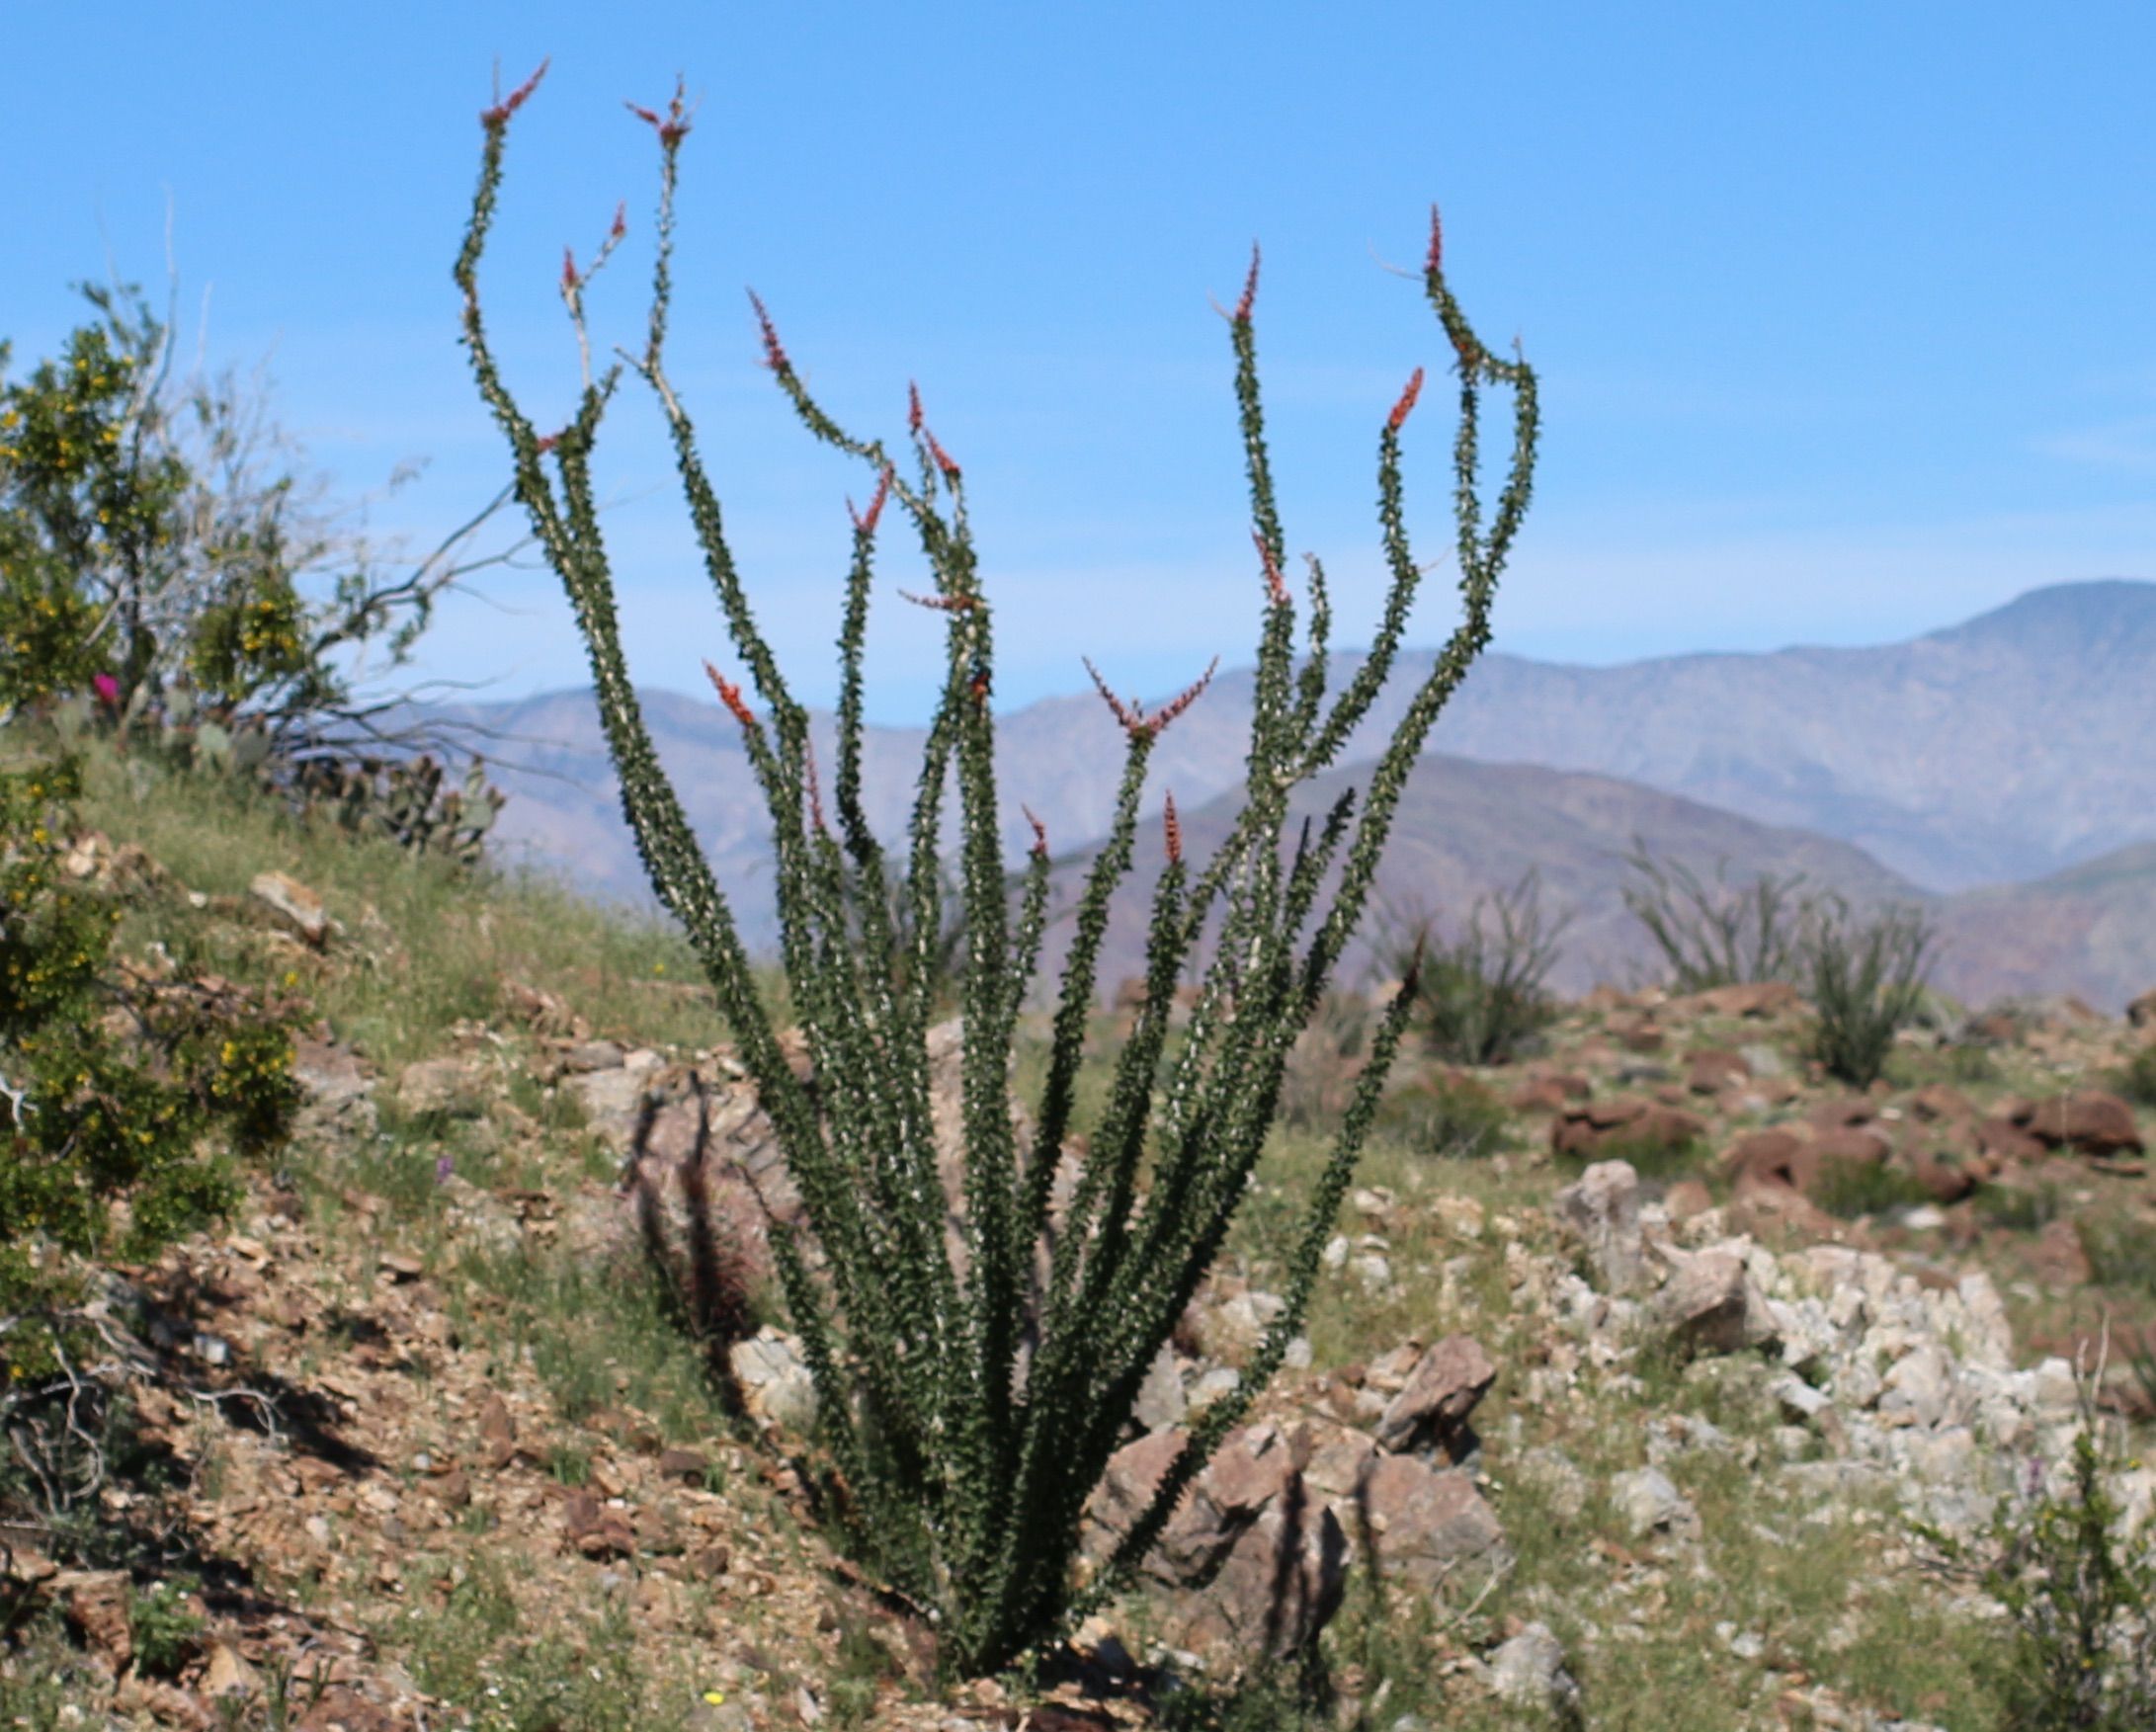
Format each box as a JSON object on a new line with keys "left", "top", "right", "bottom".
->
{"left": 438, "top": 578, "right": 2156, "bottom": 1009}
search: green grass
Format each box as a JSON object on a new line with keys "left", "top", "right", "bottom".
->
{"left": 64, "top": 739, "right": 773, "bottom": 1070}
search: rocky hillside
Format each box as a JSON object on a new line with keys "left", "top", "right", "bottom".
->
{"left": 18, "top": 755, "right": 2156, "bottom": 1729}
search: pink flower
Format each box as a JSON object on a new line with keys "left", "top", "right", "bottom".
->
{"left": 92, "top": 673, "right": 119, "bottom": 709}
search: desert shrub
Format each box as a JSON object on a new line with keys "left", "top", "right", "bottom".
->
{"left": 2079, "top": 1216, "right": 2156, "bottom": 1297}
{"left": 1925, "top": 1397, "right": 2156, "bottom": 1731}
{"left": 1379, "top": 870, "right": 1568, "bottom": 1065}
{"left": 1974, "top": 1182, "right": 2067, "bottom": 1235}
{"left": 1, "top": 286, "right": 488, "bottom": 731}
{"left": 1801, "top": 898, "right": 1939, "bottom": 1087}
{"left": 127, "top": 1578, "right": 204, "bottom": 1678}
{"left": 1376, "top": 1070, "right": 1510, "bottom": 1158}
{"left": 457, "top": 65, "right": 1539, "bottom": 1677}
{"left": 1281, "top": 991, "right": 1378, "bottom": 1131}
{"left": 0, "top": 751, "right": 298, "bottom": 1366}
{"left": 1, "top": 283, "right": 513, "bottom": 848}
{"left": 2112, "top": 1044, "right": 2156, "bottom": 1111}
{"left": 1810, "top": 1155, "right": 1932, "bottom": 1220}
{"left": 1621, "top": 843, "right": 1820, "bottom": 991}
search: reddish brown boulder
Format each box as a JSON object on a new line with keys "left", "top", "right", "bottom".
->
{"left": 1724, "top": 1128, "right": 1809, "bottom": 1195}
{"left": 1685, "top": 1048, "right": 1753, "bottom": 1095}
{"left": 1908, "top": 1083, "right": 1978, "bottom": 1124}
{"left": 2031, "top": 1217, "right": 2095, "bottom": 1286}
{"left": 1812, "top": 1127, "right": 1893, "bottom": 1169}
{"left": 1617, "top": 1022, "right": 1667, "bottom": 1054}
{"left": 1552, "top": 1098, "right": 1705, "bottom": 1162}
{"left": 1348, "top": 1455, "right": 1509, "bottom": 1593}
{"left": 1806, "top": 1097, "right": 1878, "bottom": 1134}
{"left": 2017, "top": 1091, "right": 2145, "bottom": 1157}
{"left": 1509, "top": 1078, "right": 1578, "bottom": 1121}
{"left": 1977, "top": 1115, "right": 2047, "bottom": 1164}
{"left": 2129, "top": 989, "right": 2156, "bottom": 1029}
{"left": 1909, "top": 1149, "right": 1978, "bottom": 1204}
{"left": 1373, "top": 1336, "right": 1498, "bottom": 1455}
{"left": 59, "top": 1571, "right": 132, "bottom": 1674}
{"left": 1664, "top": 1178, "right": 1715, "bottom": 1221}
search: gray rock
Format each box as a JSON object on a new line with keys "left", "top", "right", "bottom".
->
{"left": 1554, "top": 1159, "right": 1644, "bottom": 1292}
{"left": 728, "top": 1327, "right": 819, "bottom": 1434}
{"left": 1656, "top": 1246, "right": 1777, "bottom": 1357}
{"left": 1488, "top": 1620, "right": 1580, "bottom": 1715}
{"left": 1610, "top": 1465, "right": 1700, "bottom": 1540}
{"left": 396, "top": 1056, "right": 491, "bottom": 1118}
{"left": 249, "top": 869, "right": 332, "bottom": 946}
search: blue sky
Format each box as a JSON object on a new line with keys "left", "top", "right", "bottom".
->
{"left": 8, "top": 2, "right": 2153, "bottom": 721}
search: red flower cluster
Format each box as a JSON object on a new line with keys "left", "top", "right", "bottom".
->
{"left": 1234, "top": 244, "right": 1261, "bottom": 325}
{"left": 1085, "top": 657, "right": 1217, "bottom": 739}
{"left": 481, "top": 59, "right": 548, "bottom": 130}
{"left": 1163, "top": 792, "right": 1182, "bottom": 865}
{"left": 625, "top": 75, "right": 693, "bottom": 147}
{"left": 849, "top": 467, "right": 893, "bottom": 536}
{"left": 1023, "top": 804, "right": 1048, "bottom": 859}
{"left": 748, "top": 290, "right": 791, "bottom": 375}
{"left": 704, "top": 661, "right": 756, "bottom": 729}
{"left": 1387, "top": 367, "right": 1425, "bottom": 434}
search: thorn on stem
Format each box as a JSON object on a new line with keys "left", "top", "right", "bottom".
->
{"left": 748, "top": 289, "right": 789, "bottom": 374}
{"left": 898, "top": 589, "right": 977, "bottom": 613}
{"left": 1254, "top": 531, "right": 1288, "bottom": 608}
{"left": 1146, "top": 659, "right": 1217, "bottom": 735}
{"left": 849, "top": 467, "right": 892, "bottom": 536}
{"left": 1086, "top": 656, "right": 1218, "bottom": 738}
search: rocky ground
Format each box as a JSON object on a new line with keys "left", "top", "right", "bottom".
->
{"left": 10, "top": 828, "right": 2156, "bottom": 1730}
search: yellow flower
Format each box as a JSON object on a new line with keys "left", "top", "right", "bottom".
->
{"left": 702, "top": 1691, "right": 725, "bottom": 1706}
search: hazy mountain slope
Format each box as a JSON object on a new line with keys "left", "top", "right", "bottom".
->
{"left": 1930, "top": 841, "right": 2156, "bottom": 1014}
{"left": 1421, "top": 580, "right": 2156, "bottom": 890}
{"left": 445, "top": 578, "right": 2156, "bottom": 1003}
{"left": 1033, "top": 752, "right": 1936, "bottom": 1006}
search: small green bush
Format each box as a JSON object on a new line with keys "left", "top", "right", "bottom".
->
{"left": 1925, "top": 1415, "right": 2156, "bottom": 1730}
{"left": 2079, "top": 1216, "right": 2156, "bottom": 1297}
{"left": 2112, "top": 1044, "right": 2156, "bottom": 1111}
{"left": 1801, "top": 899, "right": 1938, "bottom": 1087}
{"left": 1621, "top": 844, "right": 1819, "bottom": 991}
{"left": 1379, "top": 870, "right": 1568, "bottom": 1065}
{"left": 1810, "top": 1156, "right": 1932, "bottom": 1221}
{"left": 1376, "top": 1071, "right": 1511, "bottom": 1158}
{"left": 1974, "top": 1182, "right": 2067, "bottom": 1235}
{"left": 127, "top": 1578, "right": 204, "bottom": 1678}
{"left": 0, "top": 750, "right": 298, "bottom": 1368}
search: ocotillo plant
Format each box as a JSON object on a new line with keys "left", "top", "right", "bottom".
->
{"left": 456, "top": 66, "right": 1538, "bottom": 1678}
